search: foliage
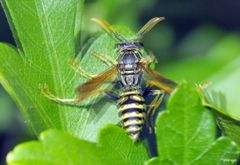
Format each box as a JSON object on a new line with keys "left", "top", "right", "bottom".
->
{"left": 7, "top": 127, "right": 149, "bottom": 165}
{"left": 1, "top": 0, "right": 240, "bottom": 164}
{"left": 199, "top": 89, "right": 240, "bottom": 151}
{"left": 0, "top": 0, "right": 122, "bottom": 142}
{"left": 145, "top": 83, "right": 239, "bottom": 164}
{"left": 7, "top": 84, "right": 239, "bottom": 165}
{"left": 159, "top": 32, "right": 240, "bottom": 117}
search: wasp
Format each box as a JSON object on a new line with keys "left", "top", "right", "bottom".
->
{"left": 42, "top": 17, "right": 177, "bottom": 141}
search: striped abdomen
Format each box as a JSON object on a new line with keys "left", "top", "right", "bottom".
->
{"left": 118, "top": 90, "right": 146, "bottom": 141}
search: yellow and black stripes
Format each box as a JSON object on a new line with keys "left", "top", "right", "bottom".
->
{"left": 118, "top": 90, "right": 146, "bottom": 141}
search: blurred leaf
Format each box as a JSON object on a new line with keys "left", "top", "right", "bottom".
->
{"left": 0, "top": 86, "right": 15, "bottom": 131}
{"left": 159, "top": 34, "right": 240, "bottom": 117}
{"left": 153, "top": 83, "right": 238, "bottom": 164}
{"left": 209, "top": 58, "right": 240, "bottom": 116}
{"left": 160, "top": 34, "right": 240, "bottom": 83}
{"left": 7, "top": 126, "right": 149, "bottom": 165}
{"left": 143, "top": 24, "right": 175, "bottom": 61}
{"left": 176, "top": 26, "right": 224, "bottom": 58}
{"left": 82, "top": 0, "right": 155, "bottom": 34}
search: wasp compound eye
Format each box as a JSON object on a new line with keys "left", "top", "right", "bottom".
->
{"left": 139, "top": 42, "right": 144, "bottom": 48}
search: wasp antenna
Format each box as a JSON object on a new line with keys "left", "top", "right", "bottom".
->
{"left": 91, "top": 18, "right": 127, "bottom": 42}
{"left": 135, "top": 17, "right": 165, "bottom": 40}
{"left": 91, "top": 18, "right": 112, "bottom": 33}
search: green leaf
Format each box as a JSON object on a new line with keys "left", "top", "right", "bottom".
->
{"left": 0, "top": 0, "right": 80, "bottom": 136}
{"left": 0, "top": 0, "right": 125, "bottom": 141}
{"left": 7, "top": 126, "right": 149, "bottom": 165}
{"left": 218, "top": 117, "right": 240, "bottom": 151}
{"left": 74, "top": 0, "right": 85, "bottom": 53}
{"left": 209, "top": 58, "right": 240, "bottom": 117}
{"left": 146, "top": 158, "right": 174, "bottom": 165}
{"left": 153, "top": 83, "right": 238, "bottom": 164}
{"left": 199, "top": 89, "right": 240, "bottom": 150}
{"left": 6, "top": 82, "right": 239, "bottom": 164}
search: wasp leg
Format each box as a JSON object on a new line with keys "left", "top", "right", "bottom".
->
{"left": 91, "top": 51, "right": 117, "bottom": 66}
{"left": 40, "top": 84, "right": 119, "bottom": 106}
{"left": 140, "top": 51, "right": 157, "bottom": 65}
{"left": 145, "top": 90, "right": 165, "bottom": 134}
{"left": 144, "top": 83, "right": 165, "bottom": 133}
{"left": 40, "top": 84, "right": 80, "bottom": 105}
{"left": 145, "top": 79, "right": 174, "bottom": 94}
{"left": 69, "top": 59, "right": 96, "bottom": 79}
{"left": 146, "top": 50, "right": 158, "bottom": 64}
{"left": 195, "top": 81, "right": 211, "bottom": 90}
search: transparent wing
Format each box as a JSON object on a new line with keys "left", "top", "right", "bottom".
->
{"left": 142, "top": 64, "right": 177, "bottom": 93}
{"left": 77, "top": 66, "right": 117, "bottom": 100}
{"left": 91, "top": 18, "right": 127, "bottom": 42}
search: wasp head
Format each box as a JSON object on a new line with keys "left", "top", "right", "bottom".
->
{"left": 116, "top": 42, "right": 144, "bottom": 53}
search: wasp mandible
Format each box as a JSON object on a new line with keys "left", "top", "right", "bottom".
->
{"left": 42, "top": 17, "right": 177, "bottom": 141}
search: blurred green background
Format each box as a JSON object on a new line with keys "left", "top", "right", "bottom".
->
{"left": 0, "top": 0, "right": 240, "bottom": 164}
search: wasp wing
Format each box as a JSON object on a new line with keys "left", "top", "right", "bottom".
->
{"left": 142, "top": 65, "right": 177, "bottom": 93}
{"left": 91, "top": 18, "right": 127, "bottom": 42}
{"left": 77, "top": 66, "right": 117, "bottom": 101}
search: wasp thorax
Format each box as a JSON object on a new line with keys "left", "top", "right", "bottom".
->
{"left": 118, "top": 51, "right": 143, "bottom": 88}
